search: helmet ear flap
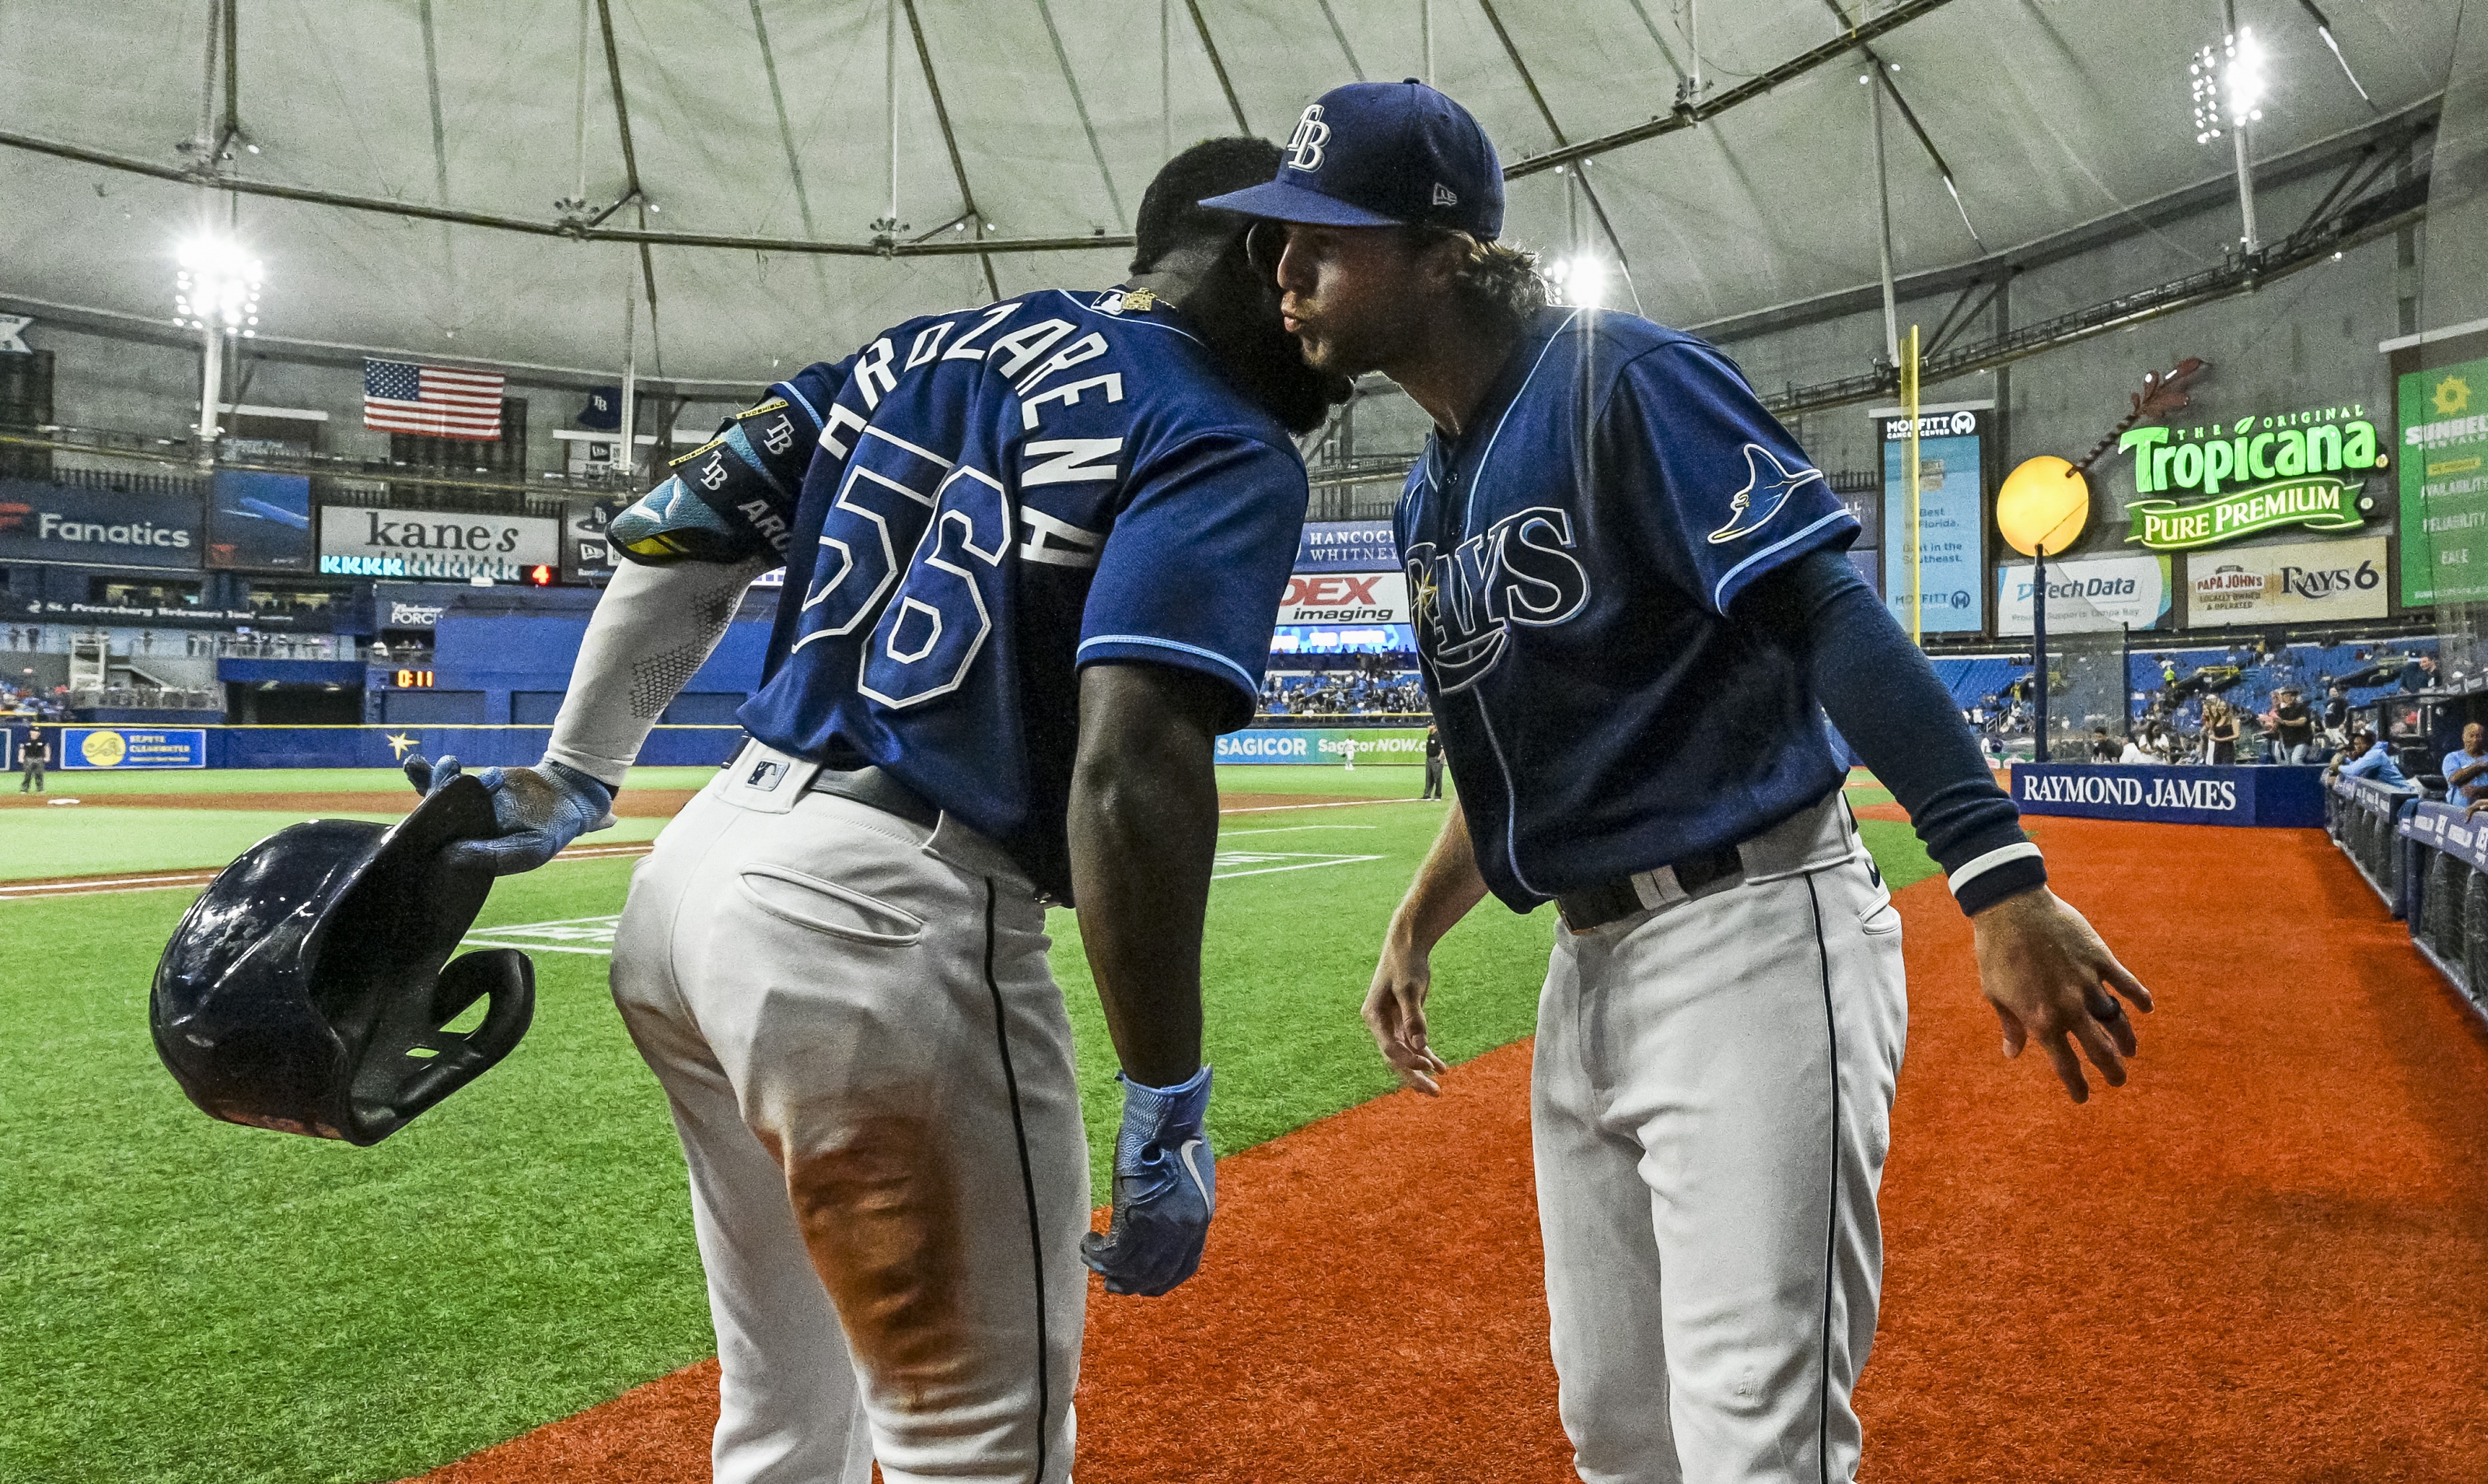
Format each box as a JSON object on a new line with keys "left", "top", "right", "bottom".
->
{"left": 343, "top": 949, "right": 536, "bottom": 1144}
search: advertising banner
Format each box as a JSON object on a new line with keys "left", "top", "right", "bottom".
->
{"left": 318, "top": 507, "right": 557, "bottom": 581}
{"left": 1214, "top": 727, "right": 1428, "bottom": 765}
{"left": 0, "top": 478, "right": 201, "bottom": 569}
{"left": 561, "top": 495, "right": 631, "bottom": 585}
{"left": 1845, "top": 547, "right": 1883, "bottom": 598}
{"left": 58, "top": 726, "right": 208, "bottom": 769}
{"left": 2184, "top": 535, "right": 2389, "bottom": 627}
{"left": 1996, "top": 553, "right": 2172, "bottom": 635}
{"left": 2399, "top": 356, "right": 2488, "bottom": 605}
{"left": 1876, "top": 408, "right": 1985, "bottom": 634}
{"left": 1269, "top": 623, "right": 1413, "bottom": 655}
{"left": 1295, "top": 520, "right": 1399, "bottom": 571}
{"left": 371, "top": 581, "right": 454, "bottom": 630}
{"left": 2011, "top": 763, "right": 2324, "bottom": 827}
{"left": 1276, "top": 571, "right": 1410, "bottom": 625}
{"left": 205, "top": 470, "right": 314, "bottom": 572}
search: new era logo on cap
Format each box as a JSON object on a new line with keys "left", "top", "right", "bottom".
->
{"left": 1198, "top": 80, "right": 1504, "bottom": 240}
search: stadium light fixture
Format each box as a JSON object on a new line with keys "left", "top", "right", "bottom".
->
{"left": 1548, "top": 253, "right": 1607, "bottom": 310}
{"left": 175, "top": 233, "right": 267, "bottom": 456}
{"left": 2187, "top": 29, "right": 2266, "bottom": 253}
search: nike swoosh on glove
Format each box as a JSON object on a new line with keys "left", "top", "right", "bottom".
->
{"left": 1080, "top": 1065, "right": 1215, "bottom": 1297}
{"left": 404, "top": 754, "right": 616, "bottom": 875}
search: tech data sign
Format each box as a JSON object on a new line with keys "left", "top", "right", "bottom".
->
{"left": 1996, "top": 553, "right": 2171, "bottom": 636}
{"left": 2186, "top": 535, "right": 2388, "bottom": 627}
{"left": 318, "top": 508, "right": 557, "bottom": 581}
{"left": 1276, "top": 571, "right": 1410, "bottom": 625}
{"left": 2119, "top": 406, "right": 2381, "bottom": 550}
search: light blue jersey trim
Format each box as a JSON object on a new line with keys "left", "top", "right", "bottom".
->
{"left": 1078, "top": 633, "right": 1256, "bottom": 690}
{"left": 774, "top": 379, "right": 826, "bottom": 432}
{"left": 1708, "top": 509, "right": 1852, "bottom": 613}
{"left": 1466, "top": 309, "right": 1582, "bottom": 530}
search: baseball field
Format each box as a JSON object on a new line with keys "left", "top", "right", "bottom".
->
{"left": 9, "top": 766, "right": 2488, "bottom": 1482}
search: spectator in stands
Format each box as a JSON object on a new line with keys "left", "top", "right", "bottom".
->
{"left": 2264, "top": 686, "right": 2316, "bottom": 764}
{"left": 2330, "top": 728, "right": 2408, "bottom": 787}
{"left": 2088, "top": 728, "right": 2117, "bottom": 762}
{"left": 1422, "top": 724, "right": 1445, "bottom": 800}
{"left": 18, "top": 728, "right": 47, "bottom": 794}
{"left": 2402, "top": 653, "right": 2438, "bottom": 692}
{"left": 2321, "top": 683, "right": 2351, "bottom": 744}
{"left": 2202, "top": 697, "right": 2242, "bottom": 765}
{"left": 2118, "top": 732, "right": 2153, "bottom": 764}
{"left": 2443, "top": 721, "right": 2488, "bottom": 804}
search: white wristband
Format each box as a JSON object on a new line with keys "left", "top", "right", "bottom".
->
{"left": 1947, "top": 840, "right": 2043, "bottom": 896}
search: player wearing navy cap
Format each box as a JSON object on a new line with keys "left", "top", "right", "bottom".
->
{"left": 407, "top": 138, "right": 1347, "bottom": 1484}
{"left": 1212, "top": 82, "right": 2154, "bottom": 1484}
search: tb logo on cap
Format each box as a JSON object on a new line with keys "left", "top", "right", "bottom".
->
{"left": 1284, "top": 105, "right": 1331, "bottom": 172}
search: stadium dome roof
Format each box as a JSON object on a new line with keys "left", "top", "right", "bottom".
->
{"left": 0, "top": 0, "right": 2458, "bottom": 386}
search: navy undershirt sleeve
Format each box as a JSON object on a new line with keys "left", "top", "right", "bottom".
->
{"left": 1736, "top": 548, "right": 2046, "bottom": 915}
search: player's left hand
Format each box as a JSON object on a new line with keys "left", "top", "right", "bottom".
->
{"left": 405, "top": 754, "right": 616, "bottom": 875}
{"left": 1971, "top": 885, "right": 2153, "bottom": 1103}
{"left": 1081, "top": 1067, "right": 1215, "bottom": 1297}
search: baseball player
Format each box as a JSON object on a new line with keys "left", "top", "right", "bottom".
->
{"left": 1209, "top": 82, "right": 2154, "bottom": 1483}
{"left": 406, "top": 138, "right": 1347, "bottom": 1484}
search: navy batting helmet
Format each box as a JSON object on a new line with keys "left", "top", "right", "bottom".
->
{"left": 150, "top": 773, "right": 535, "bottom": 1145}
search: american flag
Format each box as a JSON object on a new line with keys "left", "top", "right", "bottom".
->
{"left": 363, "top": 358, "right": 505, "bottom": 440}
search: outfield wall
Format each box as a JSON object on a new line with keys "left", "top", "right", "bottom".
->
{"left": 6, "top": 723, "right": 745, "bottom": 771}
{"left": 1216, "top": 727, "right": 1428, "bottom": 766}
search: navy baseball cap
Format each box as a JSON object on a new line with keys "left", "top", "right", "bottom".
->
{"left": 1200, "top": 80, "right": 1504, "bottom": 239}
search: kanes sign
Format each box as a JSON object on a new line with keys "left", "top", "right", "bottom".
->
{"left": 317, "top": 507, "right": 557, "bottom": 581}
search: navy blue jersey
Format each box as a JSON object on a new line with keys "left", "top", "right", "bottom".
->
{"left": 736, "top": 288, "right": 1309, "bottom": 899}
{"left": 1397, "top": 307, "right": 1860, "bottom": 911}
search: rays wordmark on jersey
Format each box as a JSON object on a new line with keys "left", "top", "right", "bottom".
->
{"left": 1404, "top": 506, "right": 1590, "bottom": 692}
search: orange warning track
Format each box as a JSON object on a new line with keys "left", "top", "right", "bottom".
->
{"left": 407, "top": 819, "right": 2488, "bottom": 1482}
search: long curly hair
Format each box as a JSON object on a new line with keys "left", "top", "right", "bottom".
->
{"left": 1404, "top": 227, "right": 1550, "bottom": 337}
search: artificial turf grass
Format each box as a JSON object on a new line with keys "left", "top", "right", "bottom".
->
{"left": 0, "top": 765, "right": 722, "bottom": 798}
{"left": 1, "top": 782, "right": 1939, "bottom": 1484}
{"left": 0, "top": 808, "right": 672, "bottom": 881}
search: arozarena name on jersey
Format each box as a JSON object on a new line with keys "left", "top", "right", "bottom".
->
{"left": 2019, "top": 771, "right": 2238, "bottom": 812}
{"left": 1403, "top": 506, "right": 1588, "bottom": 691}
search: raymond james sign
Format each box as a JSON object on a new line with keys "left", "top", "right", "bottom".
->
{"left": 318, "top": 507, "right": 557, "bottom": 581}
{"left": 2010, "top": 763, "right": 2323, "bottom": 827}
{"left": 2119, "top": 405, "right": 2381, "bottom": 550}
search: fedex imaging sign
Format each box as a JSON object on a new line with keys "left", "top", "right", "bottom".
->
{"left": 1277, "top": 571, "right": 1410, "bottom": 625}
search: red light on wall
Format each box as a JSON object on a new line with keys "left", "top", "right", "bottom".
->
{"left": 527, "top": 564, "right": 555, "bottom": 586}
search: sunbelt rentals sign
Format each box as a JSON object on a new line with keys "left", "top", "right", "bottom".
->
{"left": 2119, "top": 405, "right": 2381, "bottom": 550}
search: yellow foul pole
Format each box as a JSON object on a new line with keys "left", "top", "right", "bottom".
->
{"left": 1902, "top": 325, "right": 1922, "bottom": 643}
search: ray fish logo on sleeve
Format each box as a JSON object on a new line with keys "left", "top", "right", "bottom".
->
{"left": 1284, "top": 106, "right": 1331, "bottom": 172}
{"left": 1708, "top": 444, "right": 1826, "bottom": 544}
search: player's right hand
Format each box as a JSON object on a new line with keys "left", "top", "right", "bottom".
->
{"left": 1081, "top": 1067, "right": 1215, "bottom": 1297}
{"left": 1364, "top": 934, "right": 1448, "bottom": 1097}
{"left": 405, "top": 754, "right": 616, "bottom": 875}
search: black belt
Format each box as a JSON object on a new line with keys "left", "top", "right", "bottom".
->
{"left": 1556, "top": 843, "right": 1745, "bottom": 933}
{"left": 806, "top": 764, "right": 939, "bottom": 829}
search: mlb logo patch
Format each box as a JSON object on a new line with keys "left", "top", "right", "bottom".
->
{"left": 746, "top": 759, "right": 785, "bottom": 790}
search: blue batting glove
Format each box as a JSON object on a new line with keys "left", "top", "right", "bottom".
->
{"left": 404, "top": 754, "right": 615, "bottom": 875}
{"left": 1080, "top": 1065, "right": 1215, "bottom": 1297}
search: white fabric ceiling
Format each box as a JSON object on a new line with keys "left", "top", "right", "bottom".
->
{"left": 0, "top": 0, "right": 2460, "bottom": 384}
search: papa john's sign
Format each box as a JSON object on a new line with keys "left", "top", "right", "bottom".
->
{"left": 1276, "top": 571, "right": 1410, "bottom": 625}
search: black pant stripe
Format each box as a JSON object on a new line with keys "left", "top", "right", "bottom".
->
{"left": 982, "top": 879, "right": 1050, "bottom": 1484}
{"left": 1804, "top": 873, "right": 1839, "bottom": 1484}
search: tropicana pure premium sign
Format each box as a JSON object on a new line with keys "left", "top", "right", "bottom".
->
{"left": 2117, "top": 405, "right": 2382, "bottom": 550}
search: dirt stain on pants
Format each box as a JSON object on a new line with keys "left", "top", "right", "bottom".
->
{"left": 769, "top": 1117, "right": 973, "bottom": 1412}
